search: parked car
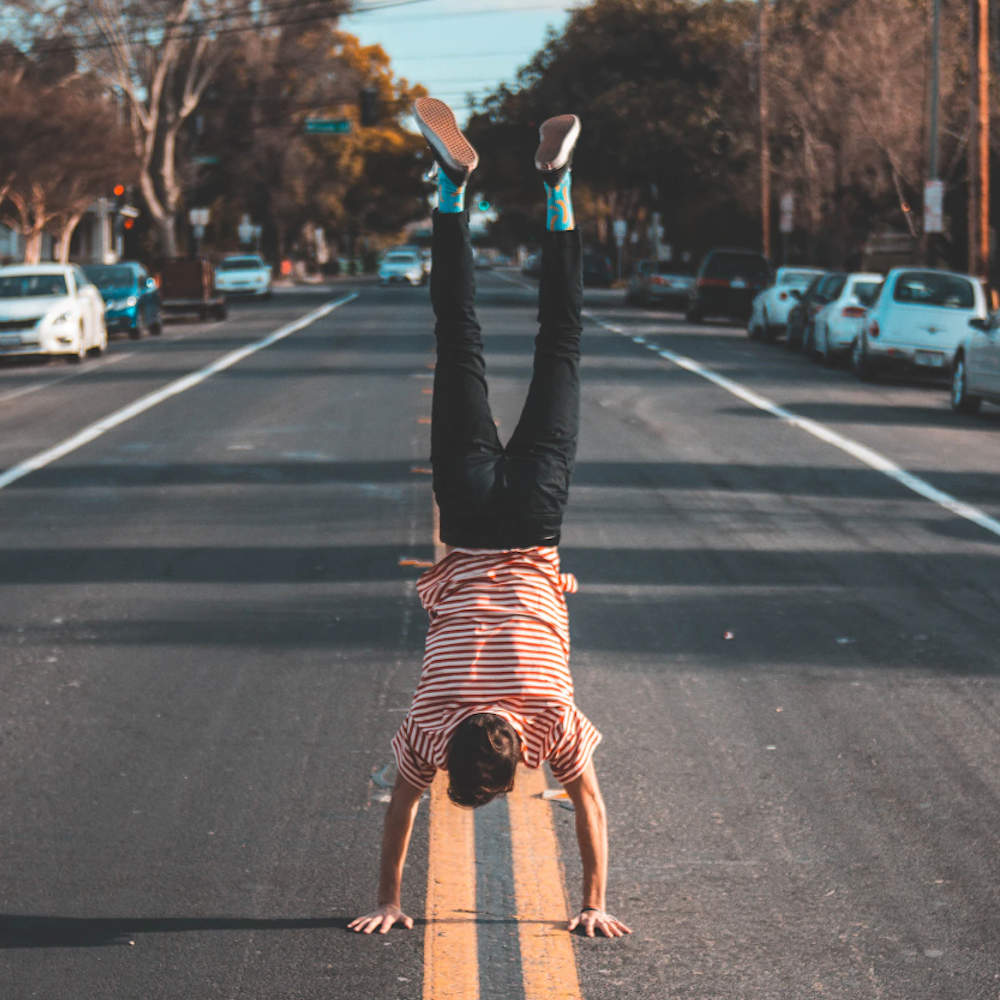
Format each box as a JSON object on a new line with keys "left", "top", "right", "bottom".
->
{"left": 810, "top": 272, "right": 883, "bottom": 364}
{"left": 687, "top": 248, "right": 772, "bottom": 323}
{"left": 747, "top": 266, "right": 825, "bottom": 340}
{"left": 582, "top": 251, "right": 613, "bottom": 288}
{"left": 625, "top": 259, "right": 695, "bottom": 308}
{"left": 214, "top": 254, "right": 272, "bottom": 299}
{"left": 951, "top": 312, "right": 1000, "bottom": 413}
{"left": 155, "top": 257, "right": 227, "bottom": 321}
{"left": 378, "top": 250, "right": 425, "bottom": 286}
{"left": 786, "top": 271, "right": 845, "bottom": 350}
{"left": 83, "top": 261, "right": 162, "bottom": 338}
{"left": 851, "top": 267, "right": 988, "bottom": 381}
{"left": 521, "top": 251, "right": 541, "bottom": 279}
{"left": 0, "top": 264, "right": 107, "bottom": 361}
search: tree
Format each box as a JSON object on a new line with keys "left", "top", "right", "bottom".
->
{"left": 0, "top": 45, "right": 137, "bottom": 263}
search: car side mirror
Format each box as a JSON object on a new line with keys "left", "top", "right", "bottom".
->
{"left": 969, "top": 317, "right": 988, "bottom": 331}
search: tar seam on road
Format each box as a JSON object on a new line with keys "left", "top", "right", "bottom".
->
{"left": 0, "top": 294, "right": 358, "bottom": 492}
{"left": 585, "top": 310, "right": 1000, "bottom": 544}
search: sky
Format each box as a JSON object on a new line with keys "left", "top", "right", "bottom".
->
{"left": 342, "top": 0, "right": 584, "bottom": 123}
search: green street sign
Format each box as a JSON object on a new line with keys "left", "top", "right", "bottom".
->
{"left": 305, "top": 118, "right": 351, "bottom": 134}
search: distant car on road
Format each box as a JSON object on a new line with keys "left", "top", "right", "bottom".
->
{"left": 0, "top": 263, "right": 107, "bottom": 361}
{"left": 811, "top": 272, "right": 882, "bottom": 364}
{"left": 214, "top": 254, "right": 272, "bottom": 299}
{"left": 851, "top": 267, "right": 988, "bottom": 381}
{"left": 687, "top": 248, "right": 772, "bottom": 323}
{"left": 378, "top": 250, "right": 425, "bottom": 286}
{"left": 521, "top": 251, "right": 541, "bottom": 279}
{"left": 747, "top": 266, "right": 825, "bottom": 340}
{"left": 625, "top": 259, "right": 695, "bottom": 308}
{"left": 83, "top": 261, "right": 163, "bottom": 338}
{"left": 951, "top": 311, "right": 1000, "bottom": 413}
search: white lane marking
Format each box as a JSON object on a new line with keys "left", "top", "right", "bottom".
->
{"left": 0, "top": 294, "right": 358, "bottom": 492}
{"left": 586, "top": 310, "right": 1000, "bottom": 543}
{"left": 0, "top": 351, "right": 134, "bottom": 404}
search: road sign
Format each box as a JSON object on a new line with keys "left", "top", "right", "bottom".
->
{"left": 305, "top": 118, "right": 351, "bottom": 135}
{"left": 924, "top": 179, "right": 944, "bottom": 234}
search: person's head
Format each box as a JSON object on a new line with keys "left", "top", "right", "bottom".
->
{"left": 447, "top": 713, "right": 522, "bottom": 808}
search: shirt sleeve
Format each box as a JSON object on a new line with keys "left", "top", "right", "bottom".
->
{"left": 545, "top": 705, "right": 602, "bottom": 786}
{"left": 559, "top": 572, "right": 578, "bottom": 594}
{"left": 391, "top": 723, "right": 437, "bottom": 791}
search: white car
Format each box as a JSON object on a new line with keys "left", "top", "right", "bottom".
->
{"left": 811, "top": 272, "right": 883, "bottom": 364}
{"left": 378, "top": 250, "right": 425, "bottom": 286}
{"left": 950, "top": 311, "right": 1000, "bottom": 413}
{"left": 0, "top": 264, "right": 107, "bottom": 361}
{"left": 851, "top": 267, "right": 988, "bottom": 381}
{"left": 748, "top": 266, "right": 826, "bottom": 340}
{"left": 214, "top": 254, "right": 272, "bottom": 299}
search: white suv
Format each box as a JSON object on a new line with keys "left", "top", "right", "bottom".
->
{"left": 851, "top": 267, "right": 988, "bottom": 381}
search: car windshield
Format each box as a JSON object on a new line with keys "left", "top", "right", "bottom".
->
{"left": 0, "top": 273, "right": 68, "bottom": 298}
{"left": 893, "top": 271, "right": 974, "bottom": 309}
{"left": 853, "top": 280, "right": 882, "bottom": 306}
{"left": 218, "top": 257, "right": 264, "bottom": 270}
{"left": 83, "top": 266, "right": 134, "bottom": 289}
{"left": 780, "top": 270, "right": 822, "bottom": 288}
{"left": 705, "top": 252, "right": 770, "bottom": 281}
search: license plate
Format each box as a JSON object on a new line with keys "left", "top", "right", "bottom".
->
{"left": 731, "top": 278, "right": 747, "bottom": 288}
{"left": 915, "top": 350, "right": 944, "bottom": 367}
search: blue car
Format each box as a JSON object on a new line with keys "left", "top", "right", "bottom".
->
{"left": 82, "top": 261, "right": 163, "bottom": 338}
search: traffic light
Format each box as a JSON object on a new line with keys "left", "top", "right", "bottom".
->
{"left": 359, "top": 87, "right": 378, "bottom": 127}
{"left": 112, "top": 183, "right": 126, "bottom": 209}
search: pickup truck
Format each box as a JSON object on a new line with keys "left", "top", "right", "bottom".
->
{"left": 154, "top": 257, "right": 227, "bottom": 321}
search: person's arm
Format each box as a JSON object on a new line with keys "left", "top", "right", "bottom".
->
{"left": 561, "top": 760, "right": 632, "bottom": 938}
{"left": 348, "top": 772, "right": 425, "bottom": 934}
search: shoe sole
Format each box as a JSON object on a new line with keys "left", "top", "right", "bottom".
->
{"left": 413, "top": 98, "right": 478, "bottom": 176}
{"left": 535, "top": 114, "right": 580, "bottom": 172}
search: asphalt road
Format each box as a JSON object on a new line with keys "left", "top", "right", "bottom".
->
{"left": 1, "top": 276, "right": 998, "bottom": 999}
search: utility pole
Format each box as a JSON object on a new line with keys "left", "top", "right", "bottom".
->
{"left": 969, "top": 0, "right": 991, "bottom": 282}
{"left": 759, "top": 0, "right": 771, "bottom": 260}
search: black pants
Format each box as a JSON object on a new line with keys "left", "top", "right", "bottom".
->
{"left": 430, "top": 211, "right": 582, "bottom": 549}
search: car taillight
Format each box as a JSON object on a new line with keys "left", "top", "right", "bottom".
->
{"left": 841, "top": 306, "right": 866, "bottom": 318}
{"left": 868, "top": 319, "right": 880, "bottom": 338}
{"left": 779, "top": 291, "right": 788, "bottom": 300}
{"left": 697, "top": 277, "right": 729, "bottom": 288}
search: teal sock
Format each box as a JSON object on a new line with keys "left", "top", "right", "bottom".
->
{"left": 545, "top": 171, "right": 574, "bottom": 231}
{"left": 437, "top": 169, "right": 466, "bottom": 213}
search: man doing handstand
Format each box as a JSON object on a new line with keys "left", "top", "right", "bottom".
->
{"left": 349, "top": 98, "right": 630, "bottom": 940}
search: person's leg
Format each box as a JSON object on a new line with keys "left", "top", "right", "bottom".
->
{"left": 505, "top": 116, "right": 583, "bottom": 546}
{"left": 415, "top": 98, "right": 504, "bottom": 547}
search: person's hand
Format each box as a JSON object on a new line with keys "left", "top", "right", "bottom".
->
{"left": 568, "top": 907, "right": 632, "bottom": 938}
{"left": 348, "top": 903, "right": 414, "bottom": 934}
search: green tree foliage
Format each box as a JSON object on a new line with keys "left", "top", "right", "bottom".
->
{"left": 192, "top": 25, "right": 428, "bottom": 262}
{"left": 467, "top": 0, "right": 759, "bottom": 257}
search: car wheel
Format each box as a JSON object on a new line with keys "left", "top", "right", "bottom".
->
{"left": 851, "top": 335, "right": 874, "bottom": 381}
{"left": 819, "top": 326, "right": 835, "bottom": 366}
{"left": 68, "top": 323, "right": 87, "bottom": 363}
{"left": 130, "top": 313, "right": 147, "bottom": 340}
{"left": 215, "top": 302, "right": 228, "bottom": 320}
{"left": 950, "top": 355, "right": 982, "bottom": 414}
{"left": 150, "top": 318, "right": 163, "bottom": 336}
{"left": 784, "top": 323, "right": 799, "bottom": 350}
{"left": 92, "top": 322, "right": 108, "bottom": 355}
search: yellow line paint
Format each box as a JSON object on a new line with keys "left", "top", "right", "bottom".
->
{"left": 508, "top": 766, "right": 584, "bottom": 1000}
{"left": 423, "top": 775, "right": 480, "bottom": 1000}
{"left": 399, "top": 558, "right": 435, "bottom": 568}
{"left": 418, "top": 417, "right": 431, "bottom": 425}
{"left": 411, "top": 466, "right": 433, "bottom": 475}
{"left": 422, "top": 387, "right": 433, "bottom": 395}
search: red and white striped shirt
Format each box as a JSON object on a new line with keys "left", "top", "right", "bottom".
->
{"left": 392, "top": 546, "right": 601, "bottom": 790}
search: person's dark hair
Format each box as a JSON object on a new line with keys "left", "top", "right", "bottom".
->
{"left": 447, "top": 713, "right": 521, "bottom": 808}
